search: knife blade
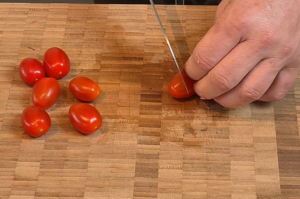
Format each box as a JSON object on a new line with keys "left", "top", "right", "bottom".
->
{"left": 149, "top": 0, "right": 189, "bottom": 94}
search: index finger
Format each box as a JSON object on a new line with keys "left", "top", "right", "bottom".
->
{"left": 185, "top": 19, "right": 242, "bottom": 80}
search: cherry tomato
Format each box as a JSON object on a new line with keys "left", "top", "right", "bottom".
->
{"left": 19, "top": 58, "right": 45, "bottom": 86}
{"left": 168, "top": 70, "right": 197, "bottom": 98}
{"left": 32, "top": 77, "right": 61, "bottom": 110}
{"left": 69, "top": 77, "right": 100, "bottom": 102}
{"left": 43, "top": 47, "right": 70, "bottom": 79}
{"left": 21, "top": 106, "right": 51, "bottom": 137}
{"left": 69, "top": 103, "right": 102, "bottom": 135}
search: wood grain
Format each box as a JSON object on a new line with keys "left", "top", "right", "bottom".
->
{"left": 0, "top": 3, "right": 300, "bottom": 199}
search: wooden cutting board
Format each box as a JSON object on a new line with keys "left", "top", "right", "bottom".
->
{"left": 0, "top": 3, "right": 300, "bottom": 199}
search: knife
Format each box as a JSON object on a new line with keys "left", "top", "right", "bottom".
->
{"left": 149, "top": 0, "right": 189, "bottom": 94}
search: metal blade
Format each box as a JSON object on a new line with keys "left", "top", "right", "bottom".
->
{"left": 149, "top": 0, "right": 189, "bottom": 94}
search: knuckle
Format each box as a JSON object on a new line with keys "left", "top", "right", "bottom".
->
{"left": 211, "top": 71, "right": 233, "bottom": 91}
{"left": 230, "top": 13, "right": 250, "bottom": 33}
{"left": 279, "top": 43, "right": 297, "bottom": 58}
{"left": 240, "top": 86, "right": 263, "bottom": 102}
{"left": 258, "top": 31, "right": 276, "bottom": 46}
{"left": 193, "top": 51, "right": 215, "bottom": 71}
{"left": 267, "top": 79, "right": 292, "bottom": 101}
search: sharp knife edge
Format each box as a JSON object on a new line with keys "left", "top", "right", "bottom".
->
{"left": 149, "top": 0, "right": 189, "bottom": 94}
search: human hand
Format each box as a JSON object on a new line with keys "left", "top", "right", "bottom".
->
{"left": 185, "top": 0, "right": 300, "bottom": 108}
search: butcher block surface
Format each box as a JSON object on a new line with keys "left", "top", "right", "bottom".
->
{"left": 0, "top": 3, "right": 300, "bottom": 199}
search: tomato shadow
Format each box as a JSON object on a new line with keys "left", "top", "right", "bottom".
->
{"left": 168, "top": 90, "right": 228, "bottom": 112}
{"left": 74, "top": 129, "right": 102, "bottom": 138}
{"left": 252, "top": 100, "right": 272, "bottom": 108}
{"left": 171, "top": 94, "right": 199, "bottom": 102}
{"left": 20, "top": 121, "right": 56, "bottom": 140}
{"left": 202, "top": 99, "right": 230, "bottom": 114}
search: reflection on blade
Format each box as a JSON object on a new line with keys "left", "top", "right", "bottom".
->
{"left": 149, "top": 0, "right": 189, "bottom": 94}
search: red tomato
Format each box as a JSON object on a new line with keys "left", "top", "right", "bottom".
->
{"left": 21, "top": 106, "right": 51, "bottom": 137}
{"left": 43, "top": 47, "right": 70, "bottom": 79}
{"left": 32, "top": 77, "right": 61, "bottom": 110}
{"left": 19, "top": 58, "right": 45, "bottom": 86}
{"left": 69, "top": 77, "right": 100, "bottom": 102}
{"left": 69, "top": 103, "right": 102, "bottom": 135}
{"left": 168, "top": 70, "right": 197, "bottom": 98}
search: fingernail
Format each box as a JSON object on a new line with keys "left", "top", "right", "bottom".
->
{"left": 200, "top": 97, "right": 206, "bottom": 100}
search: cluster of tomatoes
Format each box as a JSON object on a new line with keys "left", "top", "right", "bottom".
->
{"left": 19, "top": 47, "right": 102, "bottom": 138}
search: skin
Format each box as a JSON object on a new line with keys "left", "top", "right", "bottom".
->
{"left": 185, "top": 0, "right": 300, "bottom": 108}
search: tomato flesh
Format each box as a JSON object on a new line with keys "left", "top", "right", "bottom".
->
{"left": 168, "top": 70, "right": 197, "bottom": 98}
{"left": 43, "top": 47, "right": 70, "bottom": 79}
{"left": 69, "top": 103, "right": 102, "bottom": 135}
{"left": 19, "top": 58, "right": 45, "bottom": 86}
{"left": 21, "top": 106, "right": 51, "bottom": 137}
{"left": 69, "top": 77, "right": 100, "bottom": 102}
{"left": 32, "top": 77, "right": 61, "bottom": 110}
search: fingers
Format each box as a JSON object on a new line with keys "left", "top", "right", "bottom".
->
{"left": 259, "top": 67, "right": 299, "bottom": 101}
{"left": 184, "top": 19, "right": 241, "bottom": 81}
{"left": 213, "top": 58, "right": 284, "bottom": 108}
{"left": 184, "top": 0, "right": 300, "bottom": 109}
{"left": 193, "top": 40, "right": 265, "bottom": 99}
